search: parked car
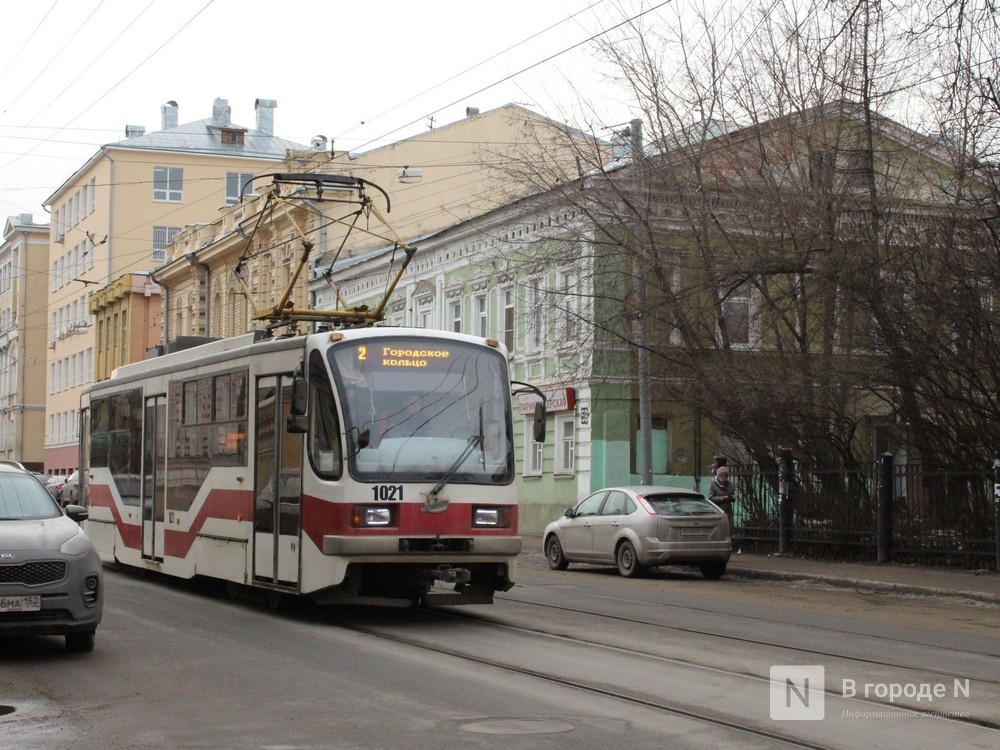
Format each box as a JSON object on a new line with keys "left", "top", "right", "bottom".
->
{"left": 44, "top": 474, "right": 69, "bottom": 504}
{"left": 63, "top": 470, "right": 81, "bottom": 506}
{"left": 0, "top": 460, "right": 28, "bottom": 471}
{"left": 0, "top": 464, "right": 103, "bottom": 651}
{"left": 543, "top": 486, "right": 732, "bottom": 579}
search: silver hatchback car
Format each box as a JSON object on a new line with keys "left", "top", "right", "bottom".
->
{"left": 0, "top": 465, "right": 103, "bottom": 651}
{"left": 543, "top": 486, "right": 732, "bottom": 579}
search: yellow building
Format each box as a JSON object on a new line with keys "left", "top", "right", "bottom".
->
{"left": 0, "top": 214, "right": 49, "bottom": 471}
{"left": 42, "top": 98, "right": 308, "bottom": 472}
{"left": 154, "top": 105, "right": 601, "bottom": 341}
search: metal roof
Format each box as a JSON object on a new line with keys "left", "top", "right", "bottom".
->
{"left": 109, "top": 117, "right": 308, "bottom": 159}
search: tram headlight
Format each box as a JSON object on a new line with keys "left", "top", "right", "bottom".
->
{"left": 351, "top": 506, "right": 393, "bottom": 527}
{"left": 472, "top": 506, "right": 511, "bottom": 528}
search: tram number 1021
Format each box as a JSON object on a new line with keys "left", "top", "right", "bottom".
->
{"left": 372, "top": 484, "right": 404, "bottom": 501}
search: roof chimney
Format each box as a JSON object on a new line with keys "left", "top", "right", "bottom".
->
{"left": 125, "top": 124, "right": 146, "bottom": 138}
{"left": 161, "top": 100, "right": 178, "bottom": 130}
{"left": 255, "top": 98, "right": 277, "bottom": 135}
{"left": 17, "top": 213, "right": 33, "bottom": 225}
{"left": 212, "top": 98, "right": 232, "bottom": 127}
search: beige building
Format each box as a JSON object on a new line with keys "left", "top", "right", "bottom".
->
{"left": 0, "top": 214, "right": 49, "bottom": 471}
{"left": 91, "top": 273, "right": 163, "bottom": 383}
{"left": 42, "top": 98, "right": 308, "bottom": 472}
{"left": 154, "top": 105, "right": 601, "bottom": 339}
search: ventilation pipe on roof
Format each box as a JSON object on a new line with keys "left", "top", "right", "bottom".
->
{"left": 212, "top": 98, "right": 232, "bottom": 128}
{"left": 466, "top": 107, "right": 480, "bottom": 117}
{"left": 161, "top": 101, "right": 178, "bottom": 130}
{"left": 255, "top": 98, "right": 277, "bottom": 135}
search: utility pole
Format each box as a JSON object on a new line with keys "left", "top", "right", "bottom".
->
{"left": 630, "top": 118, "right": 653, "bottom": 485}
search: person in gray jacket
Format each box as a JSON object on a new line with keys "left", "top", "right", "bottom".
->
{"left": 707, "top": 465, "right": 735, "bottom": 530}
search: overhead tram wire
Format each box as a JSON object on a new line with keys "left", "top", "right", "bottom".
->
{"left": 0, "top": 0, "right": 109, "bottom": 121}
{"left": 5, "top": 1, "right": 157, "bottom": 141}
{"left": 349, "top": 0, "right": 676, "bottom": 155}
{"left": 0, "top": 0, "right": 58, "bottom": 99}
{"left": 332, "top": 0, "right": 608, "bottom": 145}
{"left": 0, "top": 0, "right": 216, "bottom": 176}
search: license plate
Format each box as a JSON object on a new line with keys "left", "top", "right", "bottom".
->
{"left": 0, "top": 595, "right": 41, "bottom": 612}
{"left": 680, "top": 529, "right": 709, "bottom": 536}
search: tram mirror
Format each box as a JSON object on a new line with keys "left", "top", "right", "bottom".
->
{"left": 290, "top": 375, "right": 307, "bottom": 417}
{"left": 532, "top": 402, "right": 546, "bottom": 443}
{"left": 287, "top": 414, "right": 308, "bottom": 434}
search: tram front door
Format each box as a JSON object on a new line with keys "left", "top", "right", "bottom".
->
{"left": 253, "top": 375, "right": 302, "bottom": 586}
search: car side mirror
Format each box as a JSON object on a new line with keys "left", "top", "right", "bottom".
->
{"left": 65, "top": 504, "right": 89, "bottom": 523}
{"left": 563, "top": 508, "right": 576, "bottom": 518}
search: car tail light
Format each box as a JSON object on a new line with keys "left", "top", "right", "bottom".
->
{"left": 472, "top": 506, "right": 511, "bottom": 528}
{"left": 351, "top": 506, "right": 394, "bottom": 527}
{"left": 633, "top": 494, "right": 657, "bottom": 515}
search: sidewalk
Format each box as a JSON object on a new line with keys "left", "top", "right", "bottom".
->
{"left": 726, "top": 552, "right": 1000, "bottom": 605}
{"left": 520, "top": 535, "right": 1000, "bottom": 605}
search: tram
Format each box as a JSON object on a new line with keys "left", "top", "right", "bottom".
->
{"left": 81, "top": 327, "right": 543, "bottom": 605}
{"left": 78, "top": 173, "right": 545, "bottom": 606}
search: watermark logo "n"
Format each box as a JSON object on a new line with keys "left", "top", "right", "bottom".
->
{"left": 770, "top": 665, "right": 825, "bottom": 720}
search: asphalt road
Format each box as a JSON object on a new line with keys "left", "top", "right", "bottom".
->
{"left": 0, "top": 557, "right": 997, "bottom": 749}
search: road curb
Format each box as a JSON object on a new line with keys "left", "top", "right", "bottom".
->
{"left": 727, "top": 566, "right": 1000, "bottom": 605}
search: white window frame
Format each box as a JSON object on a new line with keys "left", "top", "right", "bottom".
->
{"left": 524, "top": 417, "right": 543, "bottom": 476}
{"left": 153, "top": 226, "right": 181, "bottom": 262}
{"left": 449, "top": 300, "right": 462, "bottom": 333}
{"left": 556, "top": 267, "right": 580, "bottom": 341}
{"left": 555, "top": 414, "right": 576, "bottom": 474}
{"left": 153, "top": 166, "right": 183, "bottom": 202}
{"left": 226, "top": 172, "right": 256, "bottom": 205}
{"left": 502, "top": 285, "right": 515, "bottom": 353}
{"left": 525, "top": 279, "right": 546, "bottom": 353}
{"left": 475, "top": 293, "right": 488, "bottom": 338}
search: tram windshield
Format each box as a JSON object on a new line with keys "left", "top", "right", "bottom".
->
{"left": 328, "top": 337, "right": 515, "bottom": 484}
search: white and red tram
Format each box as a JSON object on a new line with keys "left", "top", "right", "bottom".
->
{"left": 80, "top": 327, "right": 542, "bottom": 605}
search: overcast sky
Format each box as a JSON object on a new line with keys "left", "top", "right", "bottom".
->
{"left": 0, "top": 0, "right": 671, "bottom": 223}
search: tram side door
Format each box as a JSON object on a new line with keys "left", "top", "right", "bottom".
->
{"left": 141, "top": 395, "right": 166, "bottom": 561}
{"left": 253, "top": 375, "right": 302, "bottom": 586}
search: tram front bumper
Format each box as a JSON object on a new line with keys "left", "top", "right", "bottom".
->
{"left": 322, "top": 535, "right": 522, "bottom": 557}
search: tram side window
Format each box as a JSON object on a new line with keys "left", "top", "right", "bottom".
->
{"left": 90, "top": 390, "right": 142, "bottom": 505}
{"left": 308, "top": 350, "right": 341, "bottom": 479}
{"left": 167, "top": 370, "right": 249, "bottom": 513}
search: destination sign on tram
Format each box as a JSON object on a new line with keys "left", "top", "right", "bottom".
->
{"left": 355, "top": 344, "right": 454, "bottom": 370}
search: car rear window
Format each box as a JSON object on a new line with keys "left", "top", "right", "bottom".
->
{"left": 0, "top": 474, "right": 62, "bottom": 520}
{"left": 643, "top": 494, "right": 719, "bottom": 516}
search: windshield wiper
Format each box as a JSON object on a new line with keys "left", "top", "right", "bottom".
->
{"left": 422, "top": 408, "right": 485, "bottom": 513}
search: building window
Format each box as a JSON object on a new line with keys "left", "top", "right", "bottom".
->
{"left": 502, "top": 286, "right": 515, "bottom": 353}
{"left": 226, "top": 172, "right": 255, "bottom": 205}
{"left": 220, "top": 129, "right": 244, "bottom": 145}
{"left": 557, "top": 268, "right": 580, "bottom": 340}
{"left": 525, "top": 280, "right": 546, "bottom": 352}
{"left": 524, "top": 418, "right": 543, "bottom": 476}
{"left": 153, "top": 226, "right": 181, "bottom": 262}
{"left": 153, "top": 167, "right": 183, "bottom": 202}
{"left": 720, "top": 280, "right": 752, "bottom": 347}
{"left": 556, "top": 415, "right": 575, "bottom": 474}
{"left": 475, "top": 294, "right": 488, "bottom": 338}
{"left": 449, "top": 300, "right": 462, "bottom": 333}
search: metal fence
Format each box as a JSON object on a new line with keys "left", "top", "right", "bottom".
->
{"left": 728, "top": 461, "right": 999, "bottom": 570}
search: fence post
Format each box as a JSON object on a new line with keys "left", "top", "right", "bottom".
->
{"left": 993, "top": 453, "right": 1000, "bottom": 574}
{"left": 877, "top": 452, "right": 894, "bottom": 563}
{"left": 778, "top": 448, "right": 794, "bottom": 554}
